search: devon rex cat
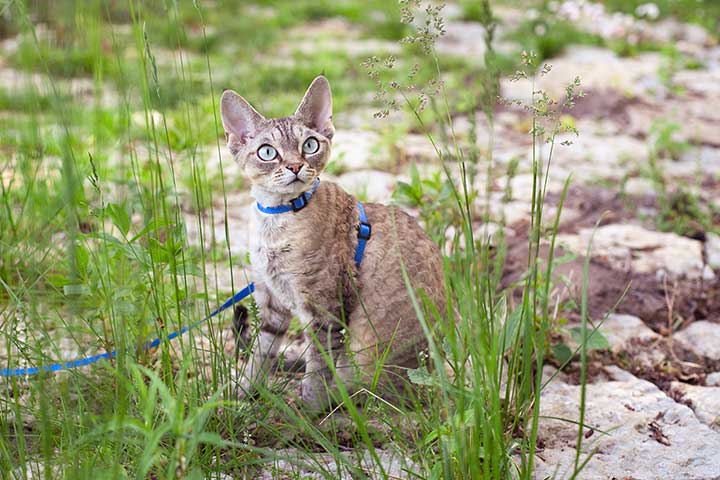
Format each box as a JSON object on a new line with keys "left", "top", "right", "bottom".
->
{"left": 220, "top": 75, "right": 445, "bottom": 411}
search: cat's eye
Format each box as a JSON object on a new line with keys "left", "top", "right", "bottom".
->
{"left": 257, "top": 144, "right": 278, "bottom": 161}
{"left": 302, "top": 137, "right": 320, "bottom": 155}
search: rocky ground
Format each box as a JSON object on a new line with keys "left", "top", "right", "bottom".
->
{"left": 2, "top": 1, "right": 720, "bottom": 478}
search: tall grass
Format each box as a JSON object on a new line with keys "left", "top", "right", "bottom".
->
{"left": 0, "top": 1, "right": 595, "bottom": 478}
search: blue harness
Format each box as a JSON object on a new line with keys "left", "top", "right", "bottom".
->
{"left": 2, "top": 180, "right": 371, "bottom": 378}
{"left": 256, "top": 178, "right": 371, "bottom": 268}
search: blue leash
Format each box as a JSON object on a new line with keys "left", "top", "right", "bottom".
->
{"left": 1, "top": 283, "right": 255, "bottom": 378}
{"left": 2, "top": 180, "right": 372, "bottom": 379}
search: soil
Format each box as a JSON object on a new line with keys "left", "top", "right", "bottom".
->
{"left": 563, "top": 88, "right": 643, "bottom": 127}
{"left": 502, "top": 184, "right": 720, "bottom": 391}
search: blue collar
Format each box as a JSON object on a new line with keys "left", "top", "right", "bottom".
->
{"left": 256, "top": 178, "right": 321, "bottom": 214}
{"left": 254, "top": 178, "right": 371, "bottom": 268}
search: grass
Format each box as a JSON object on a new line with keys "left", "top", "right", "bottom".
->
{"left": 0, "top": 0, "right": 644, "bottom": 478}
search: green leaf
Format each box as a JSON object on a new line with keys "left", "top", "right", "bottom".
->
{"left": 503, "top": 307, "right": 524, "bottom": 351}
{"left": 407, "top": 366, "right": 433, "bottom": 386}
{"left": 552, "top": 343, "right": 573, "bottom": 364}
{"left": 63, "top": 284, "right": 91, "bottom": 296}
{"left": 569, "top": 327, "right": 610, "bottom": 351}
{"left": 197, "top": 431, "right": 237, "bottom": 447}
{"left": 106, "top": 202, "right": 131, "bottom": 236}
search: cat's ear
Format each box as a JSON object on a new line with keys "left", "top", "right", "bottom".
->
{"left": 295, "top": 75, "right": 334, "bottom": 139}
{"left": 220, "top": 90, "right": 265, "bottom": 152}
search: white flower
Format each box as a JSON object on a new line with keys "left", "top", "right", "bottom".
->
{"left": 636, "top": 2, "right": 660, "bottom": 20}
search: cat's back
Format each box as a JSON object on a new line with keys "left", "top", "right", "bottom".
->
{"left": 310, "top": 180, "right": 444, "bottom": 300}
{"left": 360, "top": 201, "right": 444, "bottom": 296}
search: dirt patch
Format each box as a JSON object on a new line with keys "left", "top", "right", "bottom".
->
{"left": 548, "top": 185, "right": 654, "bottom": 232}
{"left": 502, "top": 240, "right": 720, "bottom": 333}
{"left": 502, "top": 184, "right": 720, "bottom": 392}
{"left": 563, "top": 88, "right": 643, "bottom": 127}
{"left": 616, "top": 337, "right": 711, "bottom": 391}
{"left": 504, "top": 185, "right": 720, "bottom": 331}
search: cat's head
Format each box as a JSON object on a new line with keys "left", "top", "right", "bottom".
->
{"left": 220, "top": 76, "right": 335, "bottom": 200}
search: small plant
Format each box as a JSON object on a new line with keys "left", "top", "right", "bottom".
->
{"left": 649, "top": 119, "right": 691, "bottom": 161}
{"left": 392, "top": 163, "right": 461, "bottom": 243}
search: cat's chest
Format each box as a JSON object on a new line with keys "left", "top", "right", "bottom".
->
{"left": 251, "top": 215, "right": 304, "bottom": 304}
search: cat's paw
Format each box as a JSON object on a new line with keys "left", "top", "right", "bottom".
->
{"left": 300, "top": 375, "right": 329, "bottom": 414}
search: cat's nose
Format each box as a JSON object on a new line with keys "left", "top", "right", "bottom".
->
{"left": 285, "top": 163, "right": 303, "bottom": 175}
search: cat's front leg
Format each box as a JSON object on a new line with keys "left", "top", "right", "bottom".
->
{"left": 300, "top": 311, "right": 348, "bottom": 412}
{"left": 236, "top": 282, "right": 290, "bottom": 398}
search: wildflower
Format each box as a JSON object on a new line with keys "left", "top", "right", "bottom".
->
{"left": 636, "top": 2, "right": 660, "bottom": 20}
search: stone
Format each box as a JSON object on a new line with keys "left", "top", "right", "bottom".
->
{"left": 331, "top": 130, "right": 384, "bottom": 172}
{"left": 674, "top": 321, "right": 720, "bottom": 361}
{"left": 673, "top": 70, "right": 720, "bottom": 99}
{"left": 443, "top": 222, "right": 515, "bottom": 254}
{"left": 706, "top": 233, "right": 720, "bottom": 270}
{"left": 671, "top": 382, "right": 720, "bottom": 430}
{"left": 536, "top": 366, "right": 720, "bottom": 479}
{"left": 623, "top": 177, "right": 655, "bottom": 196}
{"left": 436, "top": 22, "right": 516, "bottom": 63}
{"left": 13, "top": 461, "right": 60, "bottom": 480}
{"left": 601, "top": 314, "right": 660, "bottom": 353}
{"left": 707, "top": 372, "right": 720, "bottom": 387}
{"left": 183, "top": 192, "right": 255, "bottom": 260}
{"left": 703, "top": 265, "right": 716, "bottom": 282}
{"left": 627, "top": 100, "right": 720, "bottom": 148}
{"left": 279, "top": 18, "right": 400, "bottom": 57}
{"left": 0, "top": 66, "right": 119, "bottom": 107}
{"left": 501, "top": 47, "right": 663, "bottom": 103}
{"left": 549, "top": 133, "right": 649, "bottom": 179}
{"left": 556, "top": 224, "right": 705, "bottom": 279}
{"left": 551, "top": 1, "right": 711, "bottom": 47}
{"left": 396, "top": 134, "right": 438, "bottom": 165}
{"left": 252, "top": 448, "right": 418, "bottom": 480}
{"left": 334, "top": 170, "right": 399, "bottom": 204}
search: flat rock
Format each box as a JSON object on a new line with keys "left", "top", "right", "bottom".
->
{"left": 551, "top": 2, "right": 711, "bottom": 46}
{"left": 624, "top": 177, "right": 655, "bottom": 196}
{"left": 436, "top": 21, "right": 516, "bottom": 63}
{"left": 601, "top": 314, "right": 660, "bottom": 353}
{"left": 671, "top": 382, "right": 720, "bottom": 430}
{"left": 627, "top": 99, "right": 720, "bottom": 147}
{"left": 556, "top": 224, "right": 705, "bottom": 279}
{"left": 184, "top": 192, "right": 255, "bottom": 259}
{"left": 674, "top": 321, "right": 720, "bottom": 361}
{"left": 279, "top": 18, "right": 400, "bottom": 57}
{"left": 706, "top": 233, "right": 720, "bottom": 270}
{"left": 707, "top": 372, "right": 720, "bottom": 387}
{"left": 334, "top": 170, "right": 399, "bottom": 203}
{"left": 549, "top": 133, "right": 649, "bottom": 182}
{"left": 331, "top": 130, "right": 384, "bottom": 172}
{"left": 396, "top": 133, "right": 438, "bottom": 164}
{"left": 252, "top": 448, "right": 418, "bottom": 480}
{"left": 502, "top": 47, "right": 663, "bottom": 103}
{"left": 673, "top": 69, "right": 720, "bottom": 99}
{"left": 536, "top": 366, "right": 720, "bottom": 479}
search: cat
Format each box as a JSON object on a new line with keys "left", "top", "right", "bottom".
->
{"left": 220, "top": 75, "right": 446, "bottom": 412}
